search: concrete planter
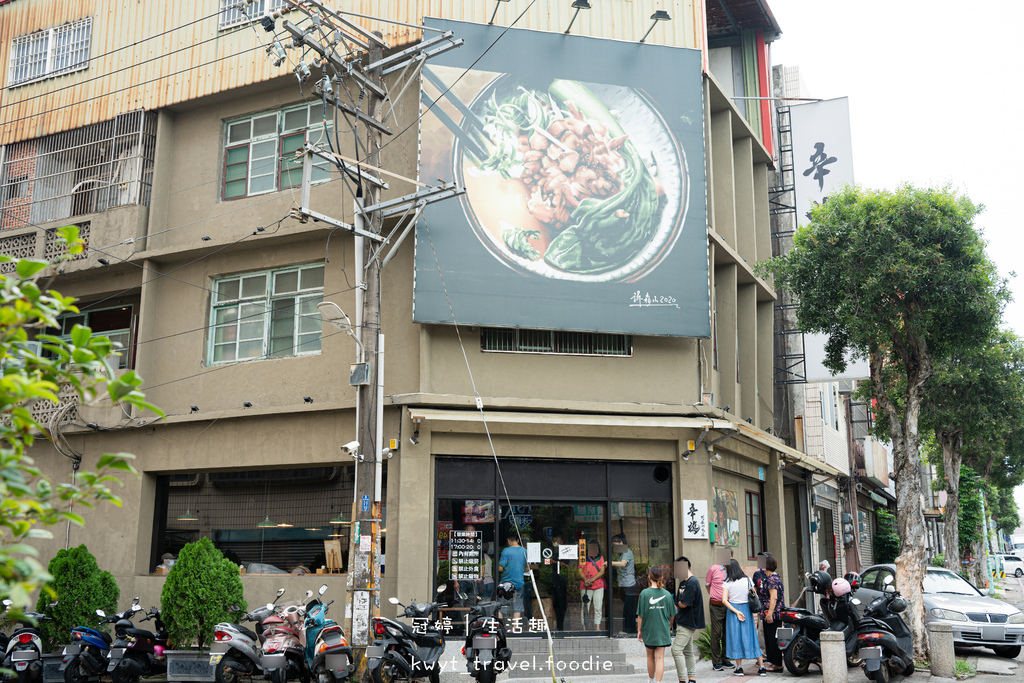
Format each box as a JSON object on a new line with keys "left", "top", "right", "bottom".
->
{"left": 42, "top": 654, "right": 65, "bottom": 683}
{"left": 165, "top": 649, "right": 216, "bottom": 682}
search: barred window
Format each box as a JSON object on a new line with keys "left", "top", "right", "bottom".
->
{"left": 218, "top": 0, "right": 288, "bottom": 31}
{"left": 481, "top": 328, "right": 632, "bottom": 356}
{"left": 209, "top": 264, "right": 324, "bottom": 364}
{"left": 8, "top": 18, "right": 91, "bottom": 88}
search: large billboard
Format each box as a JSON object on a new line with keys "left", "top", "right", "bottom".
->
{"left": 789, "top": 97, "right": 868, "bottom": 381}
{"left": 414, "top": 20, "right": 708, "bottom": 337}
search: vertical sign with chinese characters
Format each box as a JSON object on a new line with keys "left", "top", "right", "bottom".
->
{"left": 449, "top": 530, "right": 483, "bottom": 581}
{"left": 683, "top": 500, "right": 709, "bottom": 540}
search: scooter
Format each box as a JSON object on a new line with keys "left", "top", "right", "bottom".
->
{"left": 776, "top": 572, "right": 862, "bottom": 676}
{"left": 302, "top": 585, "right": 354, "bottom": 683}
{"left": 366, "top": 585, "right": 448, "bottom": 683}
{"left": 1, "top": 600, "right": 52, "bottom": 683}
{"left": 261, "top": 598, "right": 307, "bottom": 683}
{"left": 461, "top": 581, "right": 514, "bottom": 683}
{"left": 61, "top": 609, "right": 122, "bottom": 683}
{"left": 107, "top": 602, "right": 168, "bottom": 683}
{"left": 856, "top": 581, "right": 915, "bottom": 683}
{"left": 210, "top": 590, "right": 284, "bottom": 683}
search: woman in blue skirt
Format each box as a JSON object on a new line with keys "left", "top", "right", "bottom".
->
{"left": 722, "top": 560, "right": 766, "bottom": 676}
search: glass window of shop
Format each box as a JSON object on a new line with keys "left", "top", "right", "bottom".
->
{"left": 434, "top": 458, "right": 673, "bottom": 638}
{"left": 151, "top": 466, "right": 381, "bottom": 576}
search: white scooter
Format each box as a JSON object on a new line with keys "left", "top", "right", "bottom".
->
{"left": 209, "top": 589, "right": 286, "bottom": 683}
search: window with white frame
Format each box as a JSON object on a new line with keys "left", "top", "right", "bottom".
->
{"left": 219, "top": 0, "right": 288, "bottom": 31}
{"left": 209, "top": 264, "right": 324, "bottom": 364}
{"left": 8, "top": 18, "right": 92, "bottom": 88}
{"left": 223, "top": 102, "right": 334, "bottom": 200}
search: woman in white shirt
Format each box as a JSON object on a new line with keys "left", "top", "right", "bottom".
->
{"left": 722, "top": 560, "right": 766, "bottom": 677}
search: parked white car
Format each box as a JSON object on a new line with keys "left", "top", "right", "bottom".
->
{"left": 997, "top": 554, "right": 1024, "bottom": 578}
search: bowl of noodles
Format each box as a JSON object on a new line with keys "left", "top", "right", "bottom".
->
{"left": 454, "top": 75, "right": 688, "bottom": 282}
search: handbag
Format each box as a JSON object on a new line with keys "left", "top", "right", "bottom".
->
{"left": 747, "top": 582, "right": 763, "bottom": 613}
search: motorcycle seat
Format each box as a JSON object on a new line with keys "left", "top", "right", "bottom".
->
{"left": 125, "top": 628, "right": 155, "bottom": 640}
{"left": 237, "top": 626, "right": 260, "bottom": 641}
{"left": 100, "top": 632, "right": 113, "bottom": 644}
{"left": 266, "top": 625, "right": 300, "bottom": 638}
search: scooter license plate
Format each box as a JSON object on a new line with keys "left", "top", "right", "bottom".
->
{"left": 364, "top": 645, "right": 386, "bottom": 658}
{"left": 473, "top": 636, "right": 497, "bottom": 649}
{"left": 776, "top": 627, "right": 794, "bottom": 641}
{"left": 11, "top": 651, "right": 38, "bottom": 662}
{"left": 63, "top": 644, "right": 81, "bottom": 656}
{"left": 209, "top": 653, "right": 224, "bottom": 665}
{"left": 860, "top": 646, "right": 883, "bottom": 660}
{"left": 325, "top": 654, "right": 350, "bottom": 671}
{"left": 110, "top": 648, "right": 126, "bottom": 659}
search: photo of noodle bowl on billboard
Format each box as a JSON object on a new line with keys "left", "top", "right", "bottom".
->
{"left": 420, "top": 68, "right": 688, "bottom": 283}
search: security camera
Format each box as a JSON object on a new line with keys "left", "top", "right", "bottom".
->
{"left": 340, "top": 441, "right": 360, "bottom": 455}
{"left": 382, "top": 448, "right": 394, "bottom": 459}
{"left": 409, "top": 429, "right": 420, "bottom": 446}
{"left": 682, "top": 452, "right": 689, "bottom": 462}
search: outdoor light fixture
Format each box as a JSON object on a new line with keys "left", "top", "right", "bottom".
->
{"left": 329, "top": 513, "right": 351, "bottom": 525}
{"left": 276, "top": 522, "right": 293, "bottom": 528}
{"left": 639, "top": 9, "right": 672, "bottom": 43}
{"left": 177, "top": 509, "right": 198, "bottom": 522}
{"left": 190, "top": 405, "right": 199, "bottom": 413}
{"left": 488, "top": 0, "right": 510, "bottom": 25}
{"left": 564, "top": 0, "right": 592, "bottom": 34}
{"left": 304, "top": 396, "right": 314, "bottom": 403}
{"left": 305, "top": 527, "right": 321, "bottom": 532}
{"left": 243, "top": 401, "right": 253, "bottom": 408}
{"left": 257, "top": 516, "right": 276, "bottom": 528}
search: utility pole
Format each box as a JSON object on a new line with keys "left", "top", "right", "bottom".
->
{"left": 249, "top": 0, "right": 465, "bottom": 658}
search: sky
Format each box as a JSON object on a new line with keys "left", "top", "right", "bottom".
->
{"left": 767, "top": 0, "right": 1024, "bottom": 527}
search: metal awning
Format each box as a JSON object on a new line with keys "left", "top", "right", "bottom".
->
{"left": 406, "top": 407, "right": 842, "bottom": 478}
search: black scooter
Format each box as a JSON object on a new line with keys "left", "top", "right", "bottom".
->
{"left": 777, "top": 571, "right": 861, "bottom": 676}
{"left": 366, "top": 585, "right": 447, "bottom": 683}
{"left": 460, "top": 582, "right": 513, "bottom": 683}
{"left": 856, "top": 585, "right": 915, "bottom": 683}
{"left": 107, "top": 602, "right": 169, "bottom": 683}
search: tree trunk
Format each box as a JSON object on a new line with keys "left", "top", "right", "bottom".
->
{"left": 971, "top": 536, "right": 987, "bottom": 589}
{"left": 869, "top": 347, "right": 932, "bottom": 660}
{"left": 937, "top": 429, "right": 963, "bottom": 573}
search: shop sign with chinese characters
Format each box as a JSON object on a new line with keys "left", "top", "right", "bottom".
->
{"left": 683, "top": 499, "right": 709, "bottom": 539}
{"left": 449, "top": 529, "right": 483, "bottom": 580}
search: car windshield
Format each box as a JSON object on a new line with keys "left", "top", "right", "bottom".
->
{"left": 923, "top": 571, "right": 978, "bottom": 596}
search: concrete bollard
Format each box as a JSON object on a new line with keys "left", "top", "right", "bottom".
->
{"left": 820, "top": 630, "right": 849, "bottom": 683}
{"left": 927, "top": 621, "right": 955, "bottom": 678}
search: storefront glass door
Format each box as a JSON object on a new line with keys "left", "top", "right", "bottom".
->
{"left": 498, "top": 502, "right": 609, "bottom": 636}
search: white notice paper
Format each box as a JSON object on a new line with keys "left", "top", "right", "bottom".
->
{"left": 527, "top": 542, "right": 541, "bottom": 563}
{"left": 359, "top": 535, "right": 372, "bottom": 552}
{"left": 558, "top": 544, "right": 577, "bottom": 560}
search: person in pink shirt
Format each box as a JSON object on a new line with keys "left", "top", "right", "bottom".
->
{"left": 705, "top": 548, "right": 734, "bottom": 671}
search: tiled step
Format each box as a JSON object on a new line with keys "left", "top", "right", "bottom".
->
{"left": 504, "top": 638, "right": 635, "bottom": 678}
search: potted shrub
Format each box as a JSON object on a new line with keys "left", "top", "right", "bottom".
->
{"left": 36, "top": 545, "right": 119, "bottom": 653}
{"left": 160, "top": 538, "right": 246, "bottom": 682}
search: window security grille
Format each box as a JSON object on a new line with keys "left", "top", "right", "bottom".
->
{"left": 219, "top": 0, "right": 288, "bottom": 31}
{"left": 8, "top": 18, "right": 92, "bottom": 87}
{"left": 480, "top": 328, "right": 632, "bottom": 356}
{"left": 209, "top": 263, "right": 324, "bottom": 364}
{"left": 0, "top": 111, "right": 156, "bottom": 230}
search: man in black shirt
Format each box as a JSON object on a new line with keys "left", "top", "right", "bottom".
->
{"left": 671, "top": 556, "right": 705, "bottom": 683}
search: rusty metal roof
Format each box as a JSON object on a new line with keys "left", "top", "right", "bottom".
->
{"left": 707, "top": 0, "right": 781, "bottom": 41}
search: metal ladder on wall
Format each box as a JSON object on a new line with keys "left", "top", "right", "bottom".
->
{"left": 770, "top": 106, "right": 807, "bottom": 386}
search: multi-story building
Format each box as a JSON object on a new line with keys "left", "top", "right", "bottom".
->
{"left": 2, "top": 0, "right": 839, "bottom": 634}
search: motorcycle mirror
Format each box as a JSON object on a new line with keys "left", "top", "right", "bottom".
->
{"left": 436, "top": 584, "right": 447, "bottom": 593}
{"left": 2, "top": 599, "right": 11, "bottom": 606}
{"left": 305, "top": 590, "right": 313, "bottom": 599}
{"left": 882, "top": 575, "right": 894, "bottom": 585}
{"left": 276, "top": 588, "right": 286, "bottom": 597}
{"left": 883, "top": 584, "right": 896, "bottom": 594}
{"left": 388, "top": 597, "right": 400, "bottom": 605}
{"left": 96, "top": 610, "right": 106, "bottom": 617}
{"left": 319, "top": 584, "right": 328, "bottom": 595}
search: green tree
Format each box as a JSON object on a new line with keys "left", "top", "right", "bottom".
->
{"left": 957, "top": 468, "right": 985, "bottom": 557}
{"left": 160, "top": 537, "right": 246, "bottom": 648}
{"left": 34, "top": 545, "right": 119, "bottom": 651}
{"left": 873, "top": 510, "right": 900, "bottom": 564}
{"left": 0, "top": 226, "right": 160, "bottom": 618}
{"left": 921, "top": 330, "right": 1024, "bottom": 572}
{"left": 768, "top": 185, "right": 1002, "bottom": 657}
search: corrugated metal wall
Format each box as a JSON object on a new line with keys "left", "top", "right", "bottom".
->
{"left": 0, "top": 0, "right": 705, "bottom": 145}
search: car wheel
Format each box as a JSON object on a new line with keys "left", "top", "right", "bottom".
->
{"left": 1015, "top": 568, "right": 1023, "bottom": 578}
{"left": 992, "top": 645, "right": 1021, "bottom": 659}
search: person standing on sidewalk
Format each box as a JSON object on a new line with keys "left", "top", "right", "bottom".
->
{"left": 612, "top": 534, "right": 638, "bottom": 636}
{"left": 759, "top": 556, "right": 785, "bottom": 672}
{"left": 672, "top": 556, "right": 705, "bottom": 683}
{"left": 705, "top": 549, "right": 733, "bottom": 671}
{"left": 722, "top": 560, "right": 766, "bottom": 677}
{"left": 752, "top": 552, "right": 770, "bottom": 657}
{"left": 638, "top": 566, "right": 674, "bottom": 683}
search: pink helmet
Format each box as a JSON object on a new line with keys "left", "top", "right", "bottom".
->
{"left": 831, "top": 577, "right": 852, "bottom": 597}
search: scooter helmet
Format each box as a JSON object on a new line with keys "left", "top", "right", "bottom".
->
{"left": 844, "top": 572, "right": 861, "bottom": 591}
{"left": 831, "top": 577, "right": 852, "bottom": 597}
{"left": 890, "top": 596, "right": 908, "bottom": 613}
{"left": 809, "top": 570, "right": 833, "bottom": 593}
{"left": 495, "top": 581, "right": 516, "bottom": 601}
